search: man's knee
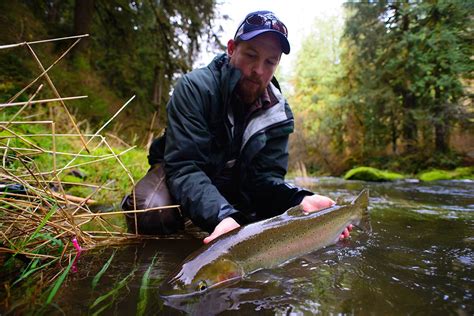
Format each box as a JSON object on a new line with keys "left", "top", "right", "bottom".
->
{"left": 123, "top": 203, "right": 183, "bottom": 235}
{"left": 122, "top": 165, "right": 183, "bottom": 235}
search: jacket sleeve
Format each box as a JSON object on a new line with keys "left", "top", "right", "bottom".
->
{"left": 244, "top": 133, "right": 313, "bottom": 219}
{"left": 163, "top": 75, "right": 238, "bottom": 233}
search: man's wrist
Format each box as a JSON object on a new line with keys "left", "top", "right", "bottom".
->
{"left": 291, "top": 190, "right": 314, "bottom": 206}
{"left": 228, "top": 212, "right": 248, "bottom": 225}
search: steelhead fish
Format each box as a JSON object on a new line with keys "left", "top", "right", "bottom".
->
{"left": 159, "top": 189, "right": 370, "bottom": 297}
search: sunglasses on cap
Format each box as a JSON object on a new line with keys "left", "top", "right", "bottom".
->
{"left": 235, "top": 12, "right": 288, "bottom": 39}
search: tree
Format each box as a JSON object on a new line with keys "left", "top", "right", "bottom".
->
{"left": 1, "top": 0, "right": 220, "bottom": 140}
{"left": 339, "top": 1, "right": 472, "bottom": 164}
{"left": 290, "top": 0, "right": 473, "bottom": 173}
{"left": 290, "top": 14, "right": 346, "bottom": 173}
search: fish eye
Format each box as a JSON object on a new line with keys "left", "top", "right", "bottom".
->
{"left": 197, "top": 280, "right": 208, "bottom": 292}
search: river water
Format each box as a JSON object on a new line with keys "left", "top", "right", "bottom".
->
{"left": 54, "top": 178, "right": 473, "bottom": 315}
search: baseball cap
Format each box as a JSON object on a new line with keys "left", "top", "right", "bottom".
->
{"left": 234, "top": 10, "right": 290, "bottom": 54}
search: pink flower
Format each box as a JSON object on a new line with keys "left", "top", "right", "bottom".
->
{"left": 71, "top": 237, "right": 82, "bottom": 273}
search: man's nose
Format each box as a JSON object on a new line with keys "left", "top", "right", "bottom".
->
{"left": 252, "top": 61, "right": 265, "bottom": 77}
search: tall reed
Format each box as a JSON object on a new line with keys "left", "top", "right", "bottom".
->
{"left": 0, "top": 34, "right": 176, "bottom": 311}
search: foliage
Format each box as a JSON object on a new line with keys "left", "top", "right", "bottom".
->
{"left": 288, "top": 14, "right": 346, "bottom": 174}
{"left": 0, "top": 0, "right": 221, "bottom": 141}
{"left": 344, "top": 166, "right": 405, "bottom": 182}
{"left": 290, "top": 0, "right": 473, "bottom": 175}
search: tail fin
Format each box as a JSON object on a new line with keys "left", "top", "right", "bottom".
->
{"left": 352, "top": 189, "right": 371, "bottom": 233}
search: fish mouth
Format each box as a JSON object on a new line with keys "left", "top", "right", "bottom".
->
{"left": 159, "top": 276, "right": 242, "bottom": 298}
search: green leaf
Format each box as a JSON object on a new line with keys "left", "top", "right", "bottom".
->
{"left": 136, "top": 254, "right": 159, "bottom": 316}
{"left": 92, "top": 250, "right": 116, "bottom": 290}
{"left": 13, "top": 257, "right": 59, "bottom": 287}
{"left": 90, "top": 268, "right": 137, "bottom": 311}
{"left": 24, "top": 205, "right": 57, "bottom": 248}
{"left": 46, "top": 255, "right": 76, "bottom": 305}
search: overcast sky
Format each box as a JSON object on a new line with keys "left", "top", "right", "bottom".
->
{"left": 196, "top": 0, "right": 344, "bottom": 73}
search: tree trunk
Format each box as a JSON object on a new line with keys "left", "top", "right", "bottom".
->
{"left": 152, "top": 66, "right": 163, "bottom": 112}
{"left": 434, "top": 119, "right": 448, "bottom": 152}
{"left": 73, "top": 0, "right": 95, "bottom": 53}
{"left": 390, "top": 114, "right": 398, "bottom": 154}
{"left": 401, "top": 91, "right": 418, "bottom": 154}
{"left": 433, "top": 86, "right": 449, "bottom": 152}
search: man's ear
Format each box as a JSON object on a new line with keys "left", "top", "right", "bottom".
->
{"left": 227, "top": 39, "right": 235, "bottom": 57}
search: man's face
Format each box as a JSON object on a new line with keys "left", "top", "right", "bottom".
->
{"left": 228, "top": 33, "right": 282, "bottom": 104}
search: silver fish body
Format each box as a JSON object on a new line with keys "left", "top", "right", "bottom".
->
{"left": 160, "top": 189, "right": 370, "bottom": 297}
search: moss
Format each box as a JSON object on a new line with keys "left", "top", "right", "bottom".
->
{"left": 344, "top": 166, "right": 405, "bottom": 182}
{"left": 418, "top": 167, "right": 474, "bottom": 181}
{"left": 66, "top": 185, "right": 93, "bottom": 198}
{"left": 62, "top": 175, "right": 83, "bottom": 184}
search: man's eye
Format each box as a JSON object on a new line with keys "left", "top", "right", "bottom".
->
{"left": 197, "top": 280, "right": 208, "bottom": 291}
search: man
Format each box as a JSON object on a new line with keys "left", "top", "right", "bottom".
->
{"left": 122, "top": 11, "right": 351, "bottom": 243}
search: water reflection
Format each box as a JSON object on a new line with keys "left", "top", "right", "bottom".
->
{"left": 54, "top": 179, "right": 473, "bottom": 315}
{"left": 161, "top": 287, "right": 258, "bottom": 315}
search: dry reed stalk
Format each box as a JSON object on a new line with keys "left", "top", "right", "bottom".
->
{"left": 0, "top": 35, "right": 180, "bottom": 281}
{"left": 49, "top": 191, "right": 97, "bottom": 205}
{"left": 5, "top": 38, "right": 83, "bottom": 104}
{"left": 2, "top": 84, "right": 43, "bottom": 129}
{"left": 54, "top": 94, "right": 137, "bottom": 178}
{"left": 11, "top": 146, "right": 135, "bottom": 179}
{"left": 52, "top": 122, "right": 56, "bottom": 180}
{"left": 0, "top": 34, "right": 89, "bottom": 50}
{"left": 102, "top": 138, "right": 135, "bottom": 187}
{"left": 0, "top": 96, "right": 88, "bottom": 108}
{"left": 105, "top": 132, "right": 132, "bottom": 148}
{"left": 0, "top": 125, "right": 45, "bottom": 152}
{"left": 26, "top": 43, "right": 90, "bottom": 153}
{"left": 72, "top": 205, "right": 181, "bottom": 218}
{"left": 2, "top": 138, "right": 10, "bottom": 168}
{"left": 26, "top": 180, "right": 112, "bottom": 190}
{"left": 0, "top": 247, "right": 57, "bottom": 260}
{"left": 0, "top": 144, "right": 126, "bottom": 159}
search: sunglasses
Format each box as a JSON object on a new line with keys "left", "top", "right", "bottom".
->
{"left": 236, "top": 13, "right": 288, "bottom": 38}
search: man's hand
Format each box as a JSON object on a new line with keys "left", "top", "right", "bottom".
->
{"left": 203, "top": 217, "right": 240, "bottom": 244}
{"left": 300, "top": 194, "right": 352, "bottom": 240}
{"left": 300, "top": 194, "right": 335, "bottom": 214}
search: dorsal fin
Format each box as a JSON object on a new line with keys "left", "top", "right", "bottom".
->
{"left": 335, "top": 196, "right": 346, "bottom": 205}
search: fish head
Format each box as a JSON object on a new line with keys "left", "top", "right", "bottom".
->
{"left": 159, "top": 257, "right": 243, "bottom": 297}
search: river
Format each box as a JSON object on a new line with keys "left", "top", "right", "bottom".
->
{"left": 51, "top": 178, "right": 474, "bottom": 315}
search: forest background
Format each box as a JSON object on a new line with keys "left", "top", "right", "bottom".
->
{"left": 1, "top": 0, "right": 473, "bottom": 177}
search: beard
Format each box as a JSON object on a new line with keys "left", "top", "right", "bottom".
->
{"left": 235, "top": 76, "right": 266, "bottom": 104}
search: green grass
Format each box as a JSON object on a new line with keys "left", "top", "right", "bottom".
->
{"left": 1, "top": 120, "right": 149, "bottom": 203}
